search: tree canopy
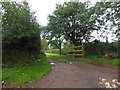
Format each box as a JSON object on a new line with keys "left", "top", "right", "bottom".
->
{"left": 1, "top": 1, "right": 41, "bottom": 64}
{"left": 1, "top": 1, "right": 41, "bottom": 51}
{"left": 46, "top": 1, "right": 119, "bottom": 45}
{"left": 47, "top": 1, "right": 99, "bottom": 46}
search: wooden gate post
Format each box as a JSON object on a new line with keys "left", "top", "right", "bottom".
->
{"left": 82, "top": 42, "right": 84, "bottom": 58}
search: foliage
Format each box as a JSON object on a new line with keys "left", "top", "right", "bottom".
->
{"left": 1, "top": 1, "right": 40, "bottom": 43}
{"left": 41, "top": 38, "right": 48, "bottom": 51}
{"left": 46, "top": 28, "right": 64, "bottom": 55}
{"left": 45, "top": 48, "right": 70, "bottom": 55}
{"left": 2, "top": 55, "right": 52, "bottom": 87}
{"left": 47, "top": 1, "right": 100, "bottom": 46}
{"left": 93, "top": 2, "right": 119, "bottom": 42}
{"left": 1, "top": 1, "right": 41, "bottom": 63}
{"left": 3, "top": 49, "right": 37, "bottom": 68}
{"left": 93, "top": 2, "right": 119, "bottom": 59}
{"left": 62, "top": 41, "right": 74, "bottom": 54}
{"left": 84, "top": 40, "right": 118, "bottom": 57}
{"left": 44, "top": 1, "right": 119, "bottom": 57}
{"left": 43, "top": 1, "right": 120, "bottom": 57}
{"left": 62, "top": 41, "right": 72, "bottom": 49}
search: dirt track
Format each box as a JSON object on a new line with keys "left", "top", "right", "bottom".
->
{"left": 28, "top": 58, "right": 118, "bottom": 88}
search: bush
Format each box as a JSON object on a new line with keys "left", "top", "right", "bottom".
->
{"left": 2, "top": 48, "right": 39, "bottom": 68}
{"left": 84, "top": 40, "right": 118, "bottom": 57}
{"left": 2, "top": 1, "right": 41, "bottom": 67}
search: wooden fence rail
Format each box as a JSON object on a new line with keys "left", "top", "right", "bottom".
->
{"left": 67, "top": 43, "right": 84, "bottom": 58}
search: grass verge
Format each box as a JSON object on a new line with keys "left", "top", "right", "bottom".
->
{"left": 45, "top": 53, "right": 70, "bottom": 63}
{"left": 45, "top": 53, "right": 67, "bottom": 58}
{"left": 45, "top": 53, "right": 119, "bottom": 66}
{"left": 80, "top": 55, "right": 119, "bottom": 66}
{"left": 2, "top": 55, "right": 52, "bottom": 87}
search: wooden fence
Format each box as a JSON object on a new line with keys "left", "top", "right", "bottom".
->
{"left": 67, "top": 43, "right": 84, "bottom": 58}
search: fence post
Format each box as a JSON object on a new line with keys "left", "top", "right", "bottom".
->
{"left": 82, "top": 42, "right": 84, "bottom": 58}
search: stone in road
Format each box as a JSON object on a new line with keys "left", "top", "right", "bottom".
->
{"left": 28, "top": 59, "right": 118, "bottom": 88}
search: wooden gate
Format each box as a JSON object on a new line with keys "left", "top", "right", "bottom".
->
{"left": 67, "top": 43, "right": 84, "bottom": 58}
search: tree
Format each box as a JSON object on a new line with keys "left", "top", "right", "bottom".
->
{"left": 41, "top": 14, "right": 65, "bottom": 55}
{"left": 93, "top": 1, "right": 120, "bottom": 58}
{"left": 41, "top": 38, "right": 48, "bottom": 51}
{"left": 1, "top": 1, "right": 41, "bottom": 64}
{"left": 1, "top": 1, "right": 40, "bottom": 51}
{"left": 45, "top": 28, "right": 64, "bottom": 55}
{"left": 47, "top": 1, "right": 99, "bottom": 46}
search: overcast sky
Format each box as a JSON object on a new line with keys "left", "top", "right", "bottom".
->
{"left": 28, "top": 0, "right": 98, "bottom": 26}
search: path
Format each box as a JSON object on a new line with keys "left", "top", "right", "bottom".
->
{"left": 28, "top": 58, "right": 118, "bottom": 88}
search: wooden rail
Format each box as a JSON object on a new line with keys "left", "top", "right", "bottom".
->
{"left": 67, "top": 43, "right": 84, "bottom": 58}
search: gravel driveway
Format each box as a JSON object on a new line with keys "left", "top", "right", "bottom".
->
{"left": 28, "top": 58, "right": 118, "bottom": 88}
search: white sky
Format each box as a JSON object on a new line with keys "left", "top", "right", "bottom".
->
{"left": 29, "top": 0, "right": 98, "bottom": 26}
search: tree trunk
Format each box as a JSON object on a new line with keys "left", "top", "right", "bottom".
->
{"left": 59, "top": 47, "right": 62, "bottom": 55}
{"left": 59, "top": 41, "right": 62, "bottom": 55}
{"left": 118, "top": 39, "right": 120, "bottom": 59}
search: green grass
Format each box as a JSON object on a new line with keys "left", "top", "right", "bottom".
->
{"left": 45, "top": 53, "right": 67, "bottom": 58}
{"left": 45, "top": 49, "right": 60, "bottom": 54}
{"left": 0, "top": 68, "right": 1, "bottom": 81}
{"left": 80, "top": 55, "right": 119, "bottom": 66}
{"left": 2, "top": 55, "right": 52, "bottom": 87}
{"left": 45, "top": 49, "right": 67, "bottom": 55}
{"left": 45, "top": 53, "right": 70, "bottom": 63}
{"left": 45, "top": 53, "right": 119, "bottom": 66}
